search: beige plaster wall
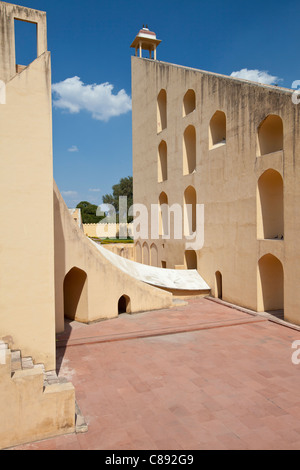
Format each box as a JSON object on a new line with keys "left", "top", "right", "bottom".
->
{"left": 0, "top": 3, "right": 78, "bottom": 449}
{"left": 83, "top": 222, "right": 133, "bottom": 238}
{"left": 132, "top": 56, "right": 300, "bottom": 324}
{"left": 0, "top": 48, "right": 55, "bottom": 368}
{"left": 102, "top": 243, "right": 135, "bottom": 261}
{"left": 0, "top": 347, "right": 75, "bottom": 449}
{"left": 54, "top": 182, "right": 172, "bottom": 332}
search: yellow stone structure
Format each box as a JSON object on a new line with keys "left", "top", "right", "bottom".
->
{"left": 1, "top": 0, "right": 299, "bottom": 450}
{"left": 0, "top": 2, "right": 76, "bottom": 448}
{"left": 131, "top": 39, "right": 300, "bottom": 325}
{"left": 0, "top": 3, "right": 173, "bottom": 449}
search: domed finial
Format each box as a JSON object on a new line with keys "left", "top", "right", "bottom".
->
{"left": 130, "top": 26, "right": 162, "bottom": 60}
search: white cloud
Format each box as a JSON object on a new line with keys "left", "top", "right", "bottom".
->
{"left": 68, "top": 145, "right": 79, "bottom": 152}
{"left": 52, "top": 76, "right": 132, "bottom": 121}
{"left": 230, "top": 68, "right": 282, "bottom": 85}
{"left": 89, "top": 188, "right": 101, "bottom": 192}
{"left": 61, "top": 190, "right": 78, "bottom": 196}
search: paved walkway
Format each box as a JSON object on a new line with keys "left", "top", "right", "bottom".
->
{"left": 12, "top": 298, "right": 300, "bottom": 450}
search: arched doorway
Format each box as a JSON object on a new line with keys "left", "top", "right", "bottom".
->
{"left": 142, "top": 242, "right": 149, "bottom": 265}
{"left": 258, "top": 254, "right": 284, "bottom": 315}
{"left": 150, "top": 243, "right": 158, "bottom": 267}
{"left": 135, "top": 241, "right": 142, "bottom": 263}
{"left": 63, "top": 267, "right": 88, "bottom": 321}
{"left": 185, "top": 250, "right": 197, "bottom": 269}
{"left": 215, "top": 271, "right": 222, "bottom": 299}
{"left": 118, "top": 295, "right": 131, "bottom": 314}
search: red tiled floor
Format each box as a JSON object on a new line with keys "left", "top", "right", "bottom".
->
{"left": 11, "top": 298, "right": 300, "bottom": 450}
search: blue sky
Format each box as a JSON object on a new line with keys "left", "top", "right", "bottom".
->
{"left": 14, "top": 0, "right": 300, "bottom": 207}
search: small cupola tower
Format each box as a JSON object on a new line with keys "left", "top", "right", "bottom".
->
{"left": 130, "top": 25, "right": 161, "bottom": 60}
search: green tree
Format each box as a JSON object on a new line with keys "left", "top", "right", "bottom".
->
{"left": 76, "top": 201, "right": 104, "bottom": 224}
{"left": 102, "top": 176, "right": 133, "bottom": 222}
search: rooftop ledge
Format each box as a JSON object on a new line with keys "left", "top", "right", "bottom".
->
{"left": 132, "top": 57, "right": 294, "bottom": 96}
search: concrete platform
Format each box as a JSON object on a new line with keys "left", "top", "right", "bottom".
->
{"left": 11, "top": 298, "right": 300, "bottom": 450}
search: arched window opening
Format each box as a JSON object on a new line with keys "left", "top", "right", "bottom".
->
{"left": 142, "top": 242, "right": 150, "bottom": 265}
{"left": 135, "top": 241, "right": 142, "bottom": 263}
{"left": 183, "top": 89, "right": 196, "bottom": 116}
{"left": 215, "top": 271, "right": 222, "bottom": 299}
{"left": 257, "top": 114, "right": 283, "bottom": 156}
{"left": 257, "top": 169, "right": 284, "bottom": 240}
{"left": 63, "top": 267, "right": 88, "bottom": 321}
{"left": 209, "top": 111, "right": 226, "bottom": 149}
{"left": 258, "top": 254, "right": 284, "bottom": 315}
{"left": 185, "top": 250, "right": 197, "bottom": 269}
{"left": 157, "top": 89, "right": 167, "bottom": 133}
{"left": 150, "top": 243, "right": 158, "bottom": 267}
{"left": 118, "top": 295, "right": 131, "bottom": 314}
{"left": 159, "top": 191, "right": 169, "bottom": 237}
{"left": 183, "top": 125, "right": 196, "bottom": 175}
{"left": 158, "top": 140, "right": 168, "bottom": 182}
{"left": 184, "top": 185, "right": 197, "bottom": 236}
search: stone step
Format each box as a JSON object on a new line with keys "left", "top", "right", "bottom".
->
{"left": 172, "top": 298, "right": 188, "bottom": 307}
{"left": 44, "top": 370, "right": 59, "bottom": 386}
{"left": 11, "top": 350, "right": 22, "bottom": 372}
{"left": 21, "top": 357, "right": 34, "bottom": 369}
{"left": 1, "top": 341, "right": 88, "bottom": 436}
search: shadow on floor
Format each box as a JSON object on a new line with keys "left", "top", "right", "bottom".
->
{"left": 265, "top": 309, "right": 284, "bottom": 320}
{"left": 56, "top": 319, "right": 73, "bottom": 375}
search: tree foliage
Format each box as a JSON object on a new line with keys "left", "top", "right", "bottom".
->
{"left": 102, "top": 176, "right": 133, "bottom": 222}
{"left": 76, "top": 201, "right": 104, "bottom": 224}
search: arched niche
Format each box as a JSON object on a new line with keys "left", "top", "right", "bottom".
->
{"left": 63, "top": 267, "right": 88, "bottom": 321}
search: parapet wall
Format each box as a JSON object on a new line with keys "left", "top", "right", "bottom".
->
{"left": 0, "top": 2, "right": 47, "bottom": 83}
{"left": 83, "top": 223, "right": 133, "bottom": 238}
{"left": 102, "top": 243, "right": 135, "bottom": 261}
{"left": 54, "top": 182, "right": 173, "bottom": 331}
{"left": 0, "top": 11, "right": 55, "bottom": 370}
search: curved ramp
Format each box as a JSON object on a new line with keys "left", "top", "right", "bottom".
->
{"left": 90, "top": 240, "right": 210, "bottom": 291}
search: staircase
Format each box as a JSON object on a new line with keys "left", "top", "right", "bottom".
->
{"left": 11, "top": 348, "right": 67, "bottom": 387}
{"left": 0, "top": 340, "right": 87, "bottom": 449}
